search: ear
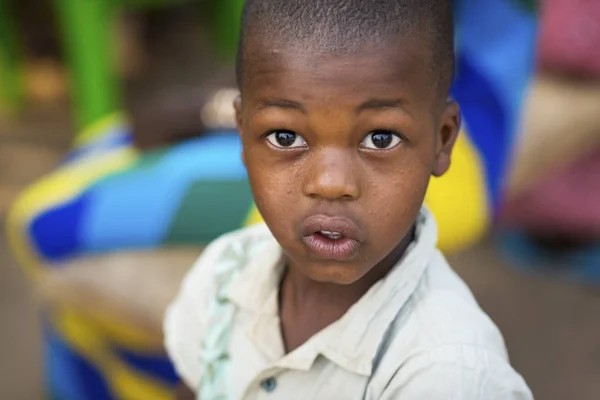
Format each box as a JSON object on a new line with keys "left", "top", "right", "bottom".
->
{"left": 432, "top": 100, "right": 460, "bottom": 177}
{"left": 234, "top": 95, "right": 247, "bottom": 167}
{"left": 234, "top": 95, "right": 243, "bottom": 130}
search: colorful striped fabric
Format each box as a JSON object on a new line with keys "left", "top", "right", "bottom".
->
{"left": 6, "top": 1, "right": 537, "bottom": 399}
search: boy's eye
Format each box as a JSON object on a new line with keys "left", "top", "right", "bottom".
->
{"left": 361, "top": 130, "right": 402, "bottom": 150}
{"left": 266, "top": 131, "right": 308, "bottom": 149}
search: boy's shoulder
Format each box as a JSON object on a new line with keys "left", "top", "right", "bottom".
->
{"left": 164, "top": 223, "right": 278, "bottom": 389}
{"left": 177, "top": 222, "right": 278, "bottom": 297}
{"left": 409, "top": 252, "right": 508, "bottom": 353}
{"left": 363, "top": 253, "right": 534, "bottom": 399}
{"left": 370, "top": 252, "right": 520, "bottom": 393}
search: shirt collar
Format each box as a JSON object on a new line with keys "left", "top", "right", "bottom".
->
{"left": 228, "top": 208, "right": 439, "bottom": 376}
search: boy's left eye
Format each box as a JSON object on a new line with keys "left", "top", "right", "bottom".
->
{"left": 266, "top": 130, "right": 308, "bottom": 149}
{"left": 361, "top": 130, "right": 403, "bottom": 150}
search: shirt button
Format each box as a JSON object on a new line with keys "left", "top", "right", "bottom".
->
{"left": 261, "top": 377, "right": 277, "bottom": 393}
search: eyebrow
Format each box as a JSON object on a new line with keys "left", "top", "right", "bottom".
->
{"left": 254, "top": 97, "right": 411, "bottom": 116}
{"left": 356, "top": 99, "right": 411, "bottom": 116}
{"left": 255, "top": 98, "right": 307, "bottom": 114}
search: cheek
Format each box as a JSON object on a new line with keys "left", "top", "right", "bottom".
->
{"left": 363, "top": 159, "right": 430, "bottom": 236}
{"left": 245, "top": 152, "right": 301, "bottom": 222}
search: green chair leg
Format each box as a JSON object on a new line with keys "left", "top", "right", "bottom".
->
{"left": 0, "top": 1, "right": 24, "bottom": 115}
{"left": 212, "top": 0, "right": 245, "bottom": 61}
{"left": 54, "top": 0, "right": 121, "bottom": 133}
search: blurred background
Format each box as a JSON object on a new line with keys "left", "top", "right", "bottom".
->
{"left": 1, "top": 0, "right": 600, "bottom": 399}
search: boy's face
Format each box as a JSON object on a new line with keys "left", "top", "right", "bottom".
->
{"left": 235, "top": 40, "right": 459, "bottom": 285}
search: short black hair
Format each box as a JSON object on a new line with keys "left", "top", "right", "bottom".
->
{"left": 236, "top": 0, "right": 455, "bottom": 97}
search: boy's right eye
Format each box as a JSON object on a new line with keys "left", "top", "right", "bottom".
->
{"left": 265, "top": 130, "right": 308, "bottom": 149}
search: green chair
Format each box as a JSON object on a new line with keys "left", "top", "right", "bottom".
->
{"left": 0, "top": 1, "right": 24, "bottom": 115}
{"left": 56, "top": 0, "right": 244, "bottom": 136}
{"left": 0, "top": 0, "right": 245, "bottom": 133}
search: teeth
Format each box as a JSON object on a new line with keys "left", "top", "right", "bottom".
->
{"left": 320, "top": 230, "right": 343, "bottom": 240}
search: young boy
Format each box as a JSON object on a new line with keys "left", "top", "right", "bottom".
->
{"left": 164, "top": 0, "right": 533, "bottom": 398}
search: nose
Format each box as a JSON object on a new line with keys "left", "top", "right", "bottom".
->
{"left": 303, "top": 149, "right": 361, "bottom": 201}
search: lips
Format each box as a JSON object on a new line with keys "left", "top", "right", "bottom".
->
{"left": 301, "top": 215, "right": 363, "bottom": 261}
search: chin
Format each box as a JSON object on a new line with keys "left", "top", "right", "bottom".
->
{"left": 304, "top": 262, "right": 367, "bottom": 285}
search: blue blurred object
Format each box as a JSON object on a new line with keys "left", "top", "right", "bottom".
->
{"left": 500, "top": 232, "right": 600, "bottom": 283}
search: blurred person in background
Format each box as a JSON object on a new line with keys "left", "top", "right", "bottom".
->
{"left": 4, "top": 0, "right": 536, "bottom": 398}
{"left": 499, "top": 0, "right": 600, "bottom": 282}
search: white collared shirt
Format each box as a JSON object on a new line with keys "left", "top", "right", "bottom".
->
{"left": 164, "top": 209, "right": 532, "bottom": 399}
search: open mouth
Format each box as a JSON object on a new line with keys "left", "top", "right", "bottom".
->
{"left": 318, "top": 230, "right": 344, "bottom": 240}
{"left": 301, "top": 216, "right": 362, "bottom": 261}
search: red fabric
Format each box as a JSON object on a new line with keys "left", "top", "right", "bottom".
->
{"left": 538, "top": 0, "right": 600, "bottom": 77}
{"left": 500, "top": 148, "right": 600, "bottom": 238}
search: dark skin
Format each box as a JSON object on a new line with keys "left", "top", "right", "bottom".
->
{"left": 176, "top": 37, "right": 459, "bottom": 398}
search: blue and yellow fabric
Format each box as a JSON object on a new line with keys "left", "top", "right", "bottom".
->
{"left": 6, "top": 1, "right": 537, "bottom": 399}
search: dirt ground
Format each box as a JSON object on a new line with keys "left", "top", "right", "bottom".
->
{"left": 2, "top": 106, "right": 600, "bottom": 400}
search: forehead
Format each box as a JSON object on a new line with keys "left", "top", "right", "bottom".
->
{"left": 241, "top": 39, "right": 435, "bottom": 108}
